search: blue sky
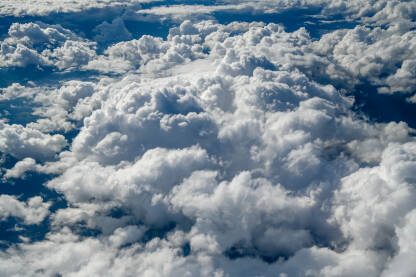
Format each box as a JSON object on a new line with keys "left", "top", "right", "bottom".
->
{"left": 0, "top": 1, "right": 416, "bottom": 276}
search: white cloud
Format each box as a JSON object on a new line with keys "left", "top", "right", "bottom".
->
{"left": 331, "top": 142, "right": 416, "bottom": 270}
{"left": 0, "top": 22, "right": 96, "bottom": 71}
{"left": 1, "top": 80, "right": 98, "bottom": 133}
{"left": 0, "top": 0, "right": 159, "bottom": 17}
{"left": 407, "top": 93, "right": 416, "bottom": 103}
{"left": 86, "top": 21, "right": 210, "bottom": 74}
{"left": 46, "top": 146, "right": 212, "bottom": 228}
{"left": 381, "top": 209, "right": 416, "bottom": 277}
{"left": 383, "top": 59, "right": 416, "bottom": 94}
{"left": 0, "top": 10, "right": 415, "bottom": 277}
{"left": 170, "top": 170, "right": 319, "bottom": 259}
{"left": 0, "top": 195, "right": 50, "bottom": 225}
{"left": 108, "top": 225, "right": 147, "bottom": 247}
{"left": 0, "top": 121, "right": 67, "bottom": 161}
{"left": 0, "top": 83, "right": 39, "bottom": 101}
{"left": 3, "top": 157, "right": 38, "bottom": 179}
{"left": 29, "top": 80, "right": 97, "bottom": 132}
{"left": 312, "top": 24, "right": 416, "bottom": 93}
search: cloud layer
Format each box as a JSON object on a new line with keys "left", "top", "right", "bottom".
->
{"left": 0, "top": 2, "right": 415, "bottom": 277}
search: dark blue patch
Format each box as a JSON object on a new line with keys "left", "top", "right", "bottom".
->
{"left": 351, "top": 83, "right": 416, "bottom": 129}
{"left": 0, "top": 64, "right": 104, "bottom": 88}
{"left": 0, "top": 152, "right": 67, "bottom": 247}
{"left": 0, "top": 170, "right": 67, "bottom": 209}
{"left": 224, "top": 244, "right": 291, "bottom": 264}
{"left": 108, "top": 207, "right": 129, "bottom": 219}
{"left": 142, "top": 221, "right": 176, "bottom": 243}
{"left": 0, "top": 98, "right": 39, "bottom": 125}
{"left": 0, "top": 157, "right": 55, "bottom": 199}
{"left": 182, "top": 242, "right": 191, "bottom": 256}
{"left": 0, "top": 192, "right": 66, "bottom": 249}
{"left": 0, "top": 216, "right": 48, "bottom": 248}
{"left": 224, "top": 245, "right": 257, "bottom": 260}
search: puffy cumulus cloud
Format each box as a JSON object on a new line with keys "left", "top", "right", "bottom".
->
{"left": 29, "top": 80, "right": 97, "bottom": 133}
{"left": 0, "top": 83, "right": 39, "bottom": 101}
{"left": 381, "top": 209, "right": 416, "bottom": 277}
{"left": 0, "top": 80, "right": 98, "bottom": 133}
{"left": 0, "top": 22, "right": 96, "bottom": 70}
{"left": 333, "top": 142, "right": 416, "bottom": 247}
{"left": 170, "top": 170, "right": 328, "bottom": 260}
{"left": 0, "top": 227, "right": 225, "bottom": 277}
{"left": 1, "top": 18, "right": 416, "bottom": 277}
{"left": 68, "top": 79, "right": 218, "bottom": 164}
{"left": 86, "top": 15, "right": 415, "bottom": 96}
{"left": 86, "top": 20, "right": 312, "bottom": 75}
{"left": 108, "top": 225, "right": 147, "bottom": 247}
{"left": 3, "top": 157, "right": 38, "bottom": 179}
{"left": 127, "top": 1, "right": 416, "bottom": 96}
{"left": 329, "top": 141, "right": 416, "bottom": 275}
{"left": 7, "top": 21, "right": 78, "bottom": 44}
{"left": 43, "top": 40, "right": 97, "bottom": 71}
{"left": 86, "top": 21, "right": 212, "bottom": 74}
{"left": 0, "top": 121, "right": 67, "bottom": 161}
{"left": 46, "top": 146, "right": 212, "bottom": 228}
{"left": 383, "top": 59, "right": 416, "bottom": 94}
{"left": 312, "top": 24, "right": 416, "bottom": 93}
{"left": 85, "top": 35, "right": 167, "bottom": 73}
{"left": 0, "top": 195, "right": 50, "bottom": 225}
{"left": 360, "top": 0, "right": 416, "bottom": 26}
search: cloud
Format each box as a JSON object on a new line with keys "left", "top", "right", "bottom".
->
{"left": 134, "top": 0, "right": 416, "bottom": 28}
{"left": 170, "top": 170, "right": 323, "bottom": 260}
{"left": 0, "top": 0, "right": 158, "bottom": 17}
{"left": 0, "top": 121, "right": 67, "bottom": 161}
{"left": 381, "top": 209, "right": 416, "bottom": 277}
{"left": 0, "top": 22, "right": 96, "bottom": 71}
{"left": 135, "top": 3, "right": 254, "bottom": 21}
{"left": 3, "top": 157, "right": 38, "bottom": 179}
{"left": 383, "top": 59, "right": 416, "bottom": 94}
{"left": 46, "top": 146, "right": 212, "bottom": 229}
{"left": 0, "top": 195, "right": 50, "bottom": 225}
{"left": 0, "top": 80, "right": 97, "bottom": 133}
{"left": 312, "top": 24, "right": 416, "bottom": 93}
{"left": 86, "top": 20, "right": 212, "bottom": 74}
{"left": 29, "top": 80, "right": 97, "bottom": 132}
{"left": 407, "top": 93, "right": 416, "bottom": 103}
{"left": 0, "top": 7, "right": 415, "bottom": 277}
{"left": 328, "top": 141, "right": 416, "bottom": 275}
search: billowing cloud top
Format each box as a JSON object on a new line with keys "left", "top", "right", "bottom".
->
{"left": 0, "top": 1, "right": 415, "bottom": 276}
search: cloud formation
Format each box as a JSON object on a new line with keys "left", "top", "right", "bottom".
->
{"left": 0, "top": 3, "right": 415, "bottom": 277}
{"left": 0, "top": 195, "right": 50, "bottom": 225}
{"left": 312, "top": 24, "right": 416, "bottom": 93}
{"left": 0, "top": 0, "right": 156, "bottom": 17}
{"left": 0, "top": 121, "right": 67, "bottom": 161}
{"left": 0, "top": 22, "right": 96, "bottom": 70}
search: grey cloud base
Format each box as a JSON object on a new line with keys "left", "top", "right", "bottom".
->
{"left": 0, "top": 5, "right": 416, "bottom": 277}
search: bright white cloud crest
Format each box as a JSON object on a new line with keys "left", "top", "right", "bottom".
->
{"left": 0, "top": 1, "right": 415, "bottom": 276}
